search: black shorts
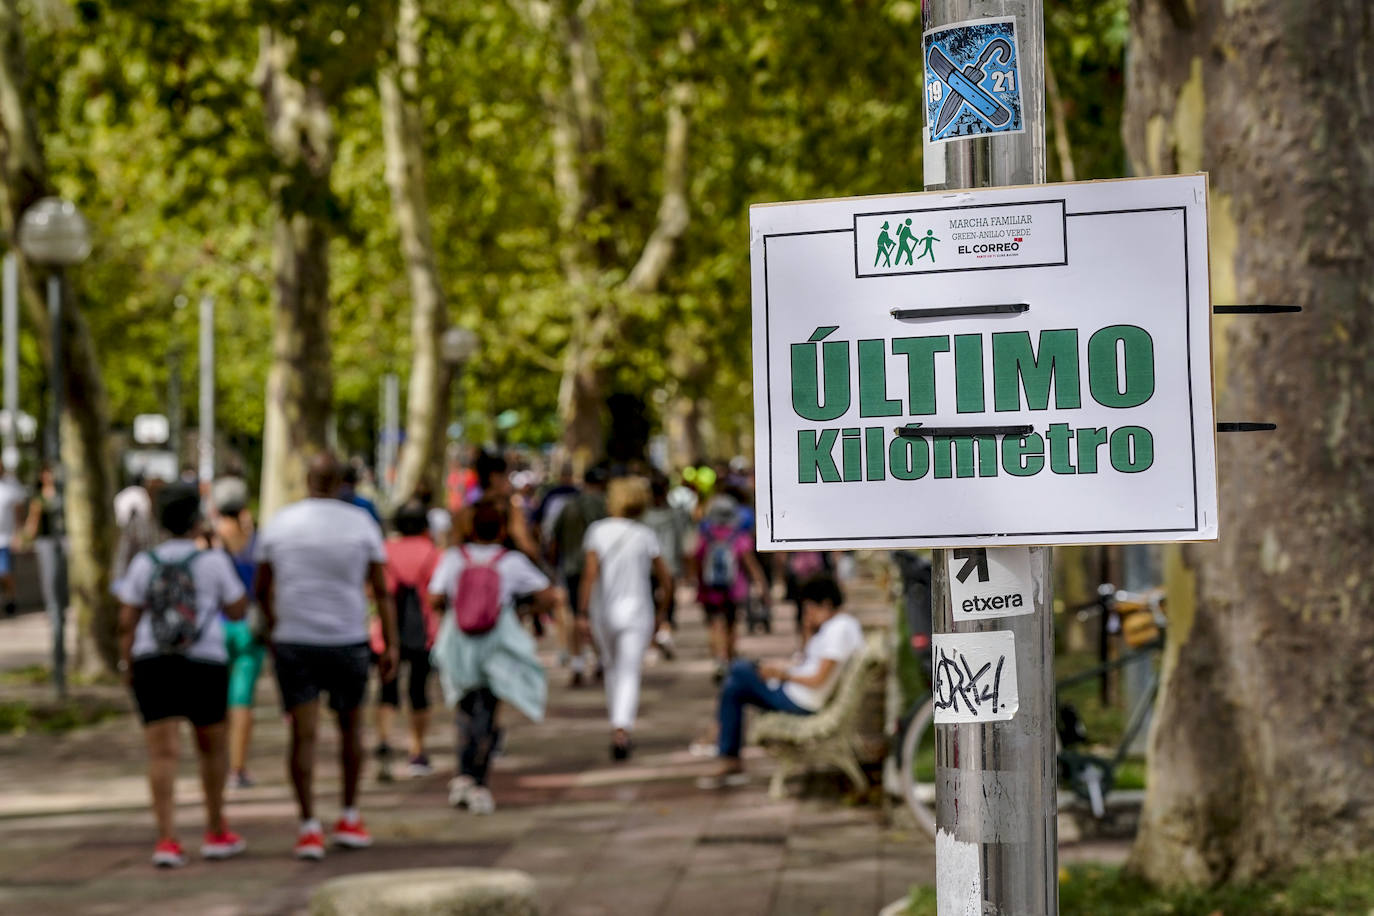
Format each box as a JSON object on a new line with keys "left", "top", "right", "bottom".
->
{"left": 565, "top": 573, "right": 584, "bottom": 617}
{"left": 274, "top": 642, "right": 371, "bottom": 713}
{"left": 703, "top": 599, "right": 738, "bottom": 626}
{"left": 376, "top": 647, "right": 432, "bottom": 711}
{"left": 130, "top": 655, "right": 229, "bottom": 728}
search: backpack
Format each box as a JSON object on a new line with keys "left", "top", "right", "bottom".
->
{"left": 393, "top": 547, "right": 439, "bottom": 652}
{"left": 395, "top": 582, "right": 429, "bottom": 652}
{"left": 453, "top": 546, "right": 506, "bottom": 636}
{"left": 145, "top": 549, "right": 203, "bottom": 654}
{"left": 702, "top": 528, "right": 739, "bottom": 591}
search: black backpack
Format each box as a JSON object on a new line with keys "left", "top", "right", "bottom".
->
{"left": 395, "top": 581, "right": 429, "bottom": 652}
{"left": 146, "top": 550, "right": 203, "bottom": 654}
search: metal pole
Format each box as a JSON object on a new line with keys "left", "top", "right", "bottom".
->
{"left": 198, "top": 295, "right": 215, "bottom": 485}
{"left": 381, "top": 373, "right": 400, "bottom": 496}
{"left": 925, "top": 1, "right": 1056, "bottom": 913}
{"left": 169, "top": 297, "right": 185, "bottom": 468}
{"left": 3, "top": 254, "right": 17, "bottom": 472}
{"left": 46, "top": 274, "right": 67, "bottom": 700}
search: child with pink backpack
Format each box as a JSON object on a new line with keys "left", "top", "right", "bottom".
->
{"left": 428, "top": 500, "right": 558, "bottom": 815}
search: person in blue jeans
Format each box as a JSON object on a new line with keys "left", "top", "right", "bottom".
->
{"left": 698, "top": 574, "right": 864, "bottom": 788}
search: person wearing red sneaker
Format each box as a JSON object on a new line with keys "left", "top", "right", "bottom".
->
{"left": 115, "top": 485, "right": 250, "bottom": 868}
{"left": 255, "top": 455, "right": 398, "bottom": 859}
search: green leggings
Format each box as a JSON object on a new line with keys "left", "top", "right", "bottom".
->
{"left": 224, "top": 619, "right": 266, "bottom": 709}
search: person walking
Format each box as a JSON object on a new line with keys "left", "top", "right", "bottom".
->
{"left": 430, "top": 499, "right": 557, "bottom": 815}
{"left": 210, "top": 475, "right": 265, "bottom": 790}
{"left": 372, "top": 498, "right": 442, "bottom": 781}
{"left": 551, "top": 465, "right": 607, "bottom": 686}
{"left": 578, "top": 477, "right": 672, "bottom": 761}
{"left": 695, "top": 495, "right": 768, "bottom": 682}
{"left": 25, "top": 465, "right": 66, "bottom": 637}
{"left": 254, "top": 454, "right": 398, "bottom": 860}
{"left": 641, "top": 472, "right": 690, "bottom": 658}
{"left": 113, "top": 472, "right": 159, "bottom": 584}
{"left": 0, "top": 470, "right": 27, "bottom": 617}
{"left": 338, "top": 462, "right": 382, "bottom": 524}
{"left": 115, "top": 485, "right": 250, "bottom": 867}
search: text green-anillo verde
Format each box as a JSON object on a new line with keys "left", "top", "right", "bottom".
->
{"left": 790, "top": 326, "right": 1157, "bottom": 484}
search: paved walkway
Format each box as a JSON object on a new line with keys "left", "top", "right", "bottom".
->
{"left": 0, "top": 577, "right": 935, "bottom": 916}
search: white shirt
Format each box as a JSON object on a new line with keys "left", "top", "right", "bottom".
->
{"left": 114, "top": 485, "right": 153, "bottom": 529}
{"left": 428, "top": 543, "right": 550, "bottom": 609}
{"left": 114, "top": 539, "right": 246, "bottom": 663}
{"left": 784, "top": 612, "right": 865, "bottom": 711}
{"left": 254, "top": 498, "right": 386, "bottom": 646}
{"left": 583, "top": 517, "right": 660, "bottom": 630}
{"left": 0, "top": 477, "right": 25, "bottom": 543}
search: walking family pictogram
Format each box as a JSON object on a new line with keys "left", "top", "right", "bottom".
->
{"left": 876, "top": 218, "right": 940, "bottom": 267}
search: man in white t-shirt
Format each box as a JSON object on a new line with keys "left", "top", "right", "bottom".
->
{"left": 0, "top": 472, "right": 27, "bottom": 617}
{"left": 255, "top": 454, "right": 398, "bottom": 860}
{"left": 115, "top": 485, "right": 249, "bottom": 868}
{"left": 699, "top": 574, "right": 865, "bottom": 788}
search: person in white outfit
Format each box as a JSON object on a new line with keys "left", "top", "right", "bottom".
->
{"left": 578, "top": 476, "right": 672, "bottom": 761}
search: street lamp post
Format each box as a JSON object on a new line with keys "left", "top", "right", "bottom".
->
{"left": 441, "top": 325, "right": 479, "bottom": 442}
{"left": 18, "top": 197, "right": 92, "bottom": 700}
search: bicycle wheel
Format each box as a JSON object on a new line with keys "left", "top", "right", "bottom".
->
{"left": 899, "top": 696, "right": 938, "bottom": 840}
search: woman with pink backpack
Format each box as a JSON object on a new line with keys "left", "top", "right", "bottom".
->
{"left": 428, "top": 500, "right": 558, "bottom": 815}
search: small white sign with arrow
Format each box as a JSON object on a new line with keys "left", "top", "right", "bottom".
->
{"left": 949, "top": 546, "right": 1035, "bottom": 621}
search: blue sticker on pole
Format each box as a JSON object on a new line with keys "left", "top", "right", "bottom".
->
{"left": 924, "top": 17, "right": 1024, "bottom": 144}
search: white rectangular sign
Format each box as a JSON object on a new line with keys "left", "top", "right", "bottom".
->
{"left": 949, "top": 547, "right": 1035, "bottom": 621}
{"left": 749, "top": 175, "right": 1217, "bottom": 549}
{"left": 932, "top": 631, "right": 1019, "bottom": 724}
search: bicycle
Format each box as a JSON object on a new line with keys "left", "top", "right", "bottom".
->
{"left": 895, "top": 580, "right": 1166, "bottom": 839}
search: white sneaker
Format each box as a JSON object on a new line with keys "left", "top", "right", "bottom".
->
{"left": 689, "top": 739, "right": 719, "bottom": 758}
{"left": 448, "top": 775, "right": 476, "bottom": 808}
{"left": 466, "top": 786, "right": 496, "bottom": 815}
{"left": 654, "top": 628, "right": 676, "bottom": 659}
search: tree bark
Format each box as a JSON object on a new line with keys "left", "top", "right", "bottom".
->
{"left": 1125, "top": 0, "right": 1374, "bottom": 885}
{"left": 380, "top": 0, "right": 449, "bottom": 508}
{"left": 255, "top": 25, "right": 336, "bottom": 520}
{"left": 0, "top": 0, "right": 119, "bottom": 674}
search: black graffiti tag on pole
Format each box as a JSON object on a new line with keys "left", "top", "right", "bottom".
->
{"left": 933, "top": 644, "right": 1007, "bottom": 717}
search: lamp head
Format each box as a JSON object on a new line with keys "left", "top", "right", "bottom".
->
{"left": 18, "top": 198, "right": 92, "bottom": 267}
{"left": 441, "top": 326, "right": 479, "bottom": 365}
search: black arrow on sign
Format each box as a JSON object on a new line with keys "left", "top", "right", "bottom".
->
{"left": 953, "top": 548, "right": 990, "bottom": 585}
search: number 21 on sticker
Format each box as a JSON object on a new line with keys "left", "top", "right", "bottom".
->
{"left": 991, "top": 70, "right": 1016, "bottom": 92}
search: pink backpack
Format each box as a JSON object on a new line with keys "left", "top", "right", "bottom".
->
{"left": 453, "top": 546, "right": 506, "bottom": 635}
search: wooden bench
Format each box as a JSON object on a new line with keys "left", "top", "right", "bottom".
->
{"left": 752, "top": 631, "right": 890, "bottom": 799}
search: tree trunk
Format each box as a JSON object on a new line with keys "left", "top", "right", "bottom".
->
{"left": 255, "top": 26, "right": 336, "bottom": 520}
{"left": 664, "top": 394, "right": 706, "bottom": 469}
{"left": 521, "top": 1, "right": 694, "bottom": 464}
{"left": 381, "top": 0, "right": 448, "bottom": 509}
{"left": 1125, "top": 0, "right": 1374, "bottom": 885}
{"left": 557, "top": 345, "right": 604, "bottom": 474}
{"left": 0, "top": 0, "right": 119, "bottom": 674}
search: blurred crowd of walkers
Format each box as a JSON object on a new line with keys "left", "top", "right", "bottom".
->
{"left": 94, "top": 447, "right": 859, "bottom": 869}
